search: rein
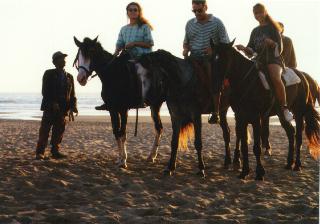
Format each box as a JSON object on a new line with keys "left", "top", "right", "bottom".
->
{"left": 73, "top": 49, "right": 117, "bottom": 82}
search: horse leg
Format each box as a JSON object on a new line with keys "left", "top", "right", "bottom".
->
{"left": 237, "top": 117, "right": 250, "bottom": 179}
{"left": 233, "top": 133, "right": 241, "bottom": 170}
{"left": 148, "top": 103, "right": 163, "bottom": 162}
{"left": 252, "top": 117, "right": 265, "bottom": 181}
{"left": 194, "top": 115, "right": 205, "bottom": 178}
{"left": 293, "top": 114, "right": 303, "bottom": 171}
{"left": 279, "top": 115, "right": 295, "bottom": 169}
{"left": 118, "top": 109, "right": 128, "bottom": 168}
{"left": 261, "top": 116, "right": 272, "bottom": 156}
{"left": 219, "top": 109, "right": 232, "bottom": 169}
{"left": 110, "top": 110, "right": 123, "bottom": 167}
{"left": 164, "top": 119, "right": 180, "bottom": 176}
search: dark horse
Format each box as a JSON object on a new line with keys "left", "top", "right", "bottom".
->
{"left": 260, "top": 72, "right": 320, "bottom": 156}
{"left": 211, "top": 40, "right": 320, "bottom": 180}
{"left": 74, "top": 36, "right": 164, "bottom": 168}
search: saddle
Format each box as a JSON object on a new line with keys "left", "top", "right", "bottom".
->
{"left": 259, "top": 67, "right": 301, "bottom": 90}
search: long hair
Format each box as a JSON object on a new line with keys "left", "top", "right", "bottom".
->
{"left": 126, "top": 2, "right": 153, "bottom": 30}
{"left": 253, "top": 3, "right": 282, "bottom": 33}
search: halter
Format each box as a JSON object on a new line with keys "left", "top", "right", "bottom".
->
{"left": 73, "top": 49, "right": 96, "bottom": 81}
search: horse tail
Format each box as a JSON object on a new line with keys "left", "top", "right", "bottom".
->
{"left": 178, "top": 122, "right": 194, "bottom": 150}
{"left": 304, "top": 96, "right": 320, "bottom": 160}
{"left": 317, "top": 83, "right": 320, "bottom": 105}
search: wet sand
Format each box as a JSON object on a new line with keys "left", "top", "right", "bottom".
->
{"left": 0, "top": 116, "right": 318, "bottom": 223}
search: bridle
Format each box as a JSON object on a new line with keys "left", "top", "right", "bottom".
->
{"left": 73, "top": 49, "right": 96, "bottom": 81}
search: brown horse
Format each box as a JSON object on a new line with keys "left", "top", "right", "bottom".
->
{"left": 211, "top": 40, "right": 320, "bottom": 180}
{"left": 261, "top": 72, "right": 320, "bottom": 156}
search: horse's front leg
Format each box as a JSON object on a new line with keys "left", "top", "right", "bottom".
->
{"left": 194, "top": 115, "right": 205, "bottom": 178}
{"left": 219, "top": 109, "right": 231, "bottom": 169}
{"left": 164, "top": 118, "right": 180, "bottom": 176}
{"left": 118, "top": 109, "right": 128, "bottom": 168}
{"left": 236, "top": 116, "right": 250, "bottom": 179}
{"left": 110, "top": 110, "right": 124, "bottom": 167}
{"left": 252, "top": 117, "right": 265, "bottom": 180}
{"left": 148, "top": 103, "right": 163, "bottom": 162}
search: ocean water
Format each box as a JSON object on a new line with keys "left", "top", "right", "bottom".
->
{"left": 1, "top": 93, "right": 318, "bottom": 123}
{"left": 0, "top": 92, "right": 170, "bottom": 120}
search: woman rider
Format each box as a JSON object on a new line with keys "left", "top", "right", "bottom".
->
{"left": 236, "top": 3, "right": 294, "bottom": 122}
{"left": 96, "top": 2, "right": 154, "bottom": 110}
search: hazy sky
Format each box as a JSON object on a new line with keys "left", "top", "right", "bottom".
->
{"left": 1, "top": 0, "right": 319, "bottom": 93}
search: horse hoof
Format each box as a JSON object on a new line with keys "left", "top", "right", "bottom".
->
{"left": 284, "top": 164, "right": 293, "bottom": 170}
{"left": 233, "top": 162, "right": 241, "bottom": 171}
{"left": 238, "top": 173, "right": 248, "bottom": 180}
{"left": 147, "top": 156, "right": 156, "bottom": 163}
{"left": 255, "top": 175, "right": 264, "bottom": 181}
{"left": 264, "top": 149, "right": 272, "bottom": 157}
{"left": 118, "top": 163, "right": 127, "bottom": 169}
{"left": 163, "top": 169, "right": 174, "bottom": 176}
{"left": 293, "top": 165, "right": 302, "bottom": 172}
{"left": 197, "top": 170, "right": 206, "bottom": 178}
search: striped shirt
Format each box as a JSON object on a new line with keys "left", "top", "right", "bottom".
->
{"left": 116, "top": 24, "right": 154, "bottom": 58}
{"left": 184, "top": 14, "right": 230, "bottom": 56}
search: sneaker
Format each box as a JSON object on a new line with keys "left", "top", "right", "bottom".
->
{"left": 208, "top": 112, "right": 220, "bottom": 124}
{"left": 95, "top": 104, "right": 108, "bottom": 110}
{"left": 284, "top": 109, "right": 294, "bottom": 122}
{"left": 51, "top": 151, "right": 67, "bottom": 159}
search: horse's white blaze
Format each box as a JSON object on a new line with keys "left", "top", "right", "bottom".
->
{"left": 135, "top": 63, "right": 151, "bottom": 101}
{"left": 77, "top": 50, "right": 91, "bottom": 86}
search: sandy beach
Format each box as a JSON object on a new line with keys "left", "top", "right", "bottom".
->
{"left": 0, "top": 116, "right": 318, "bottom": 224}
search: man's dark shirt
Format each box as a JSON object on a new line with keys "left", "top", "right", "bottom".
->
{"left": 40, "top": 68, "right": 77, "bottom": 114}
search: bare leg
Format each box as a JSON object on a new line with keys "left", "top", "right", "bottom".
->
{"left": 268, "top": 64, "right": 286, "bottom": 106}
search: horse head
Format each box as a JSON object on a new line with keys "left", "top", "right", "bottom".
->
{"left": 73, "top": 36, "right": 103, "bottom": 86}
{"left": 210, "top": 38, "right": 236, "bottom": 82}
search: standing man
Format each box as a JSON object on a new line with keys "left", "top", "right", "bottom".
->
{"left": 183, "top": 0, "right": 230, "bottom": 124}
{"left": 279, "top": 22, "right": 297, "bottom": 68}
{"left": 35, "top": 51, "right": 78, "bottom": 160}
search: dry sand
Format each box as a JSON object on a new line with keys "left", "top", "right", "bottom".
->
{"left": 0, "top": 116, "right": 318, "bottom": 224}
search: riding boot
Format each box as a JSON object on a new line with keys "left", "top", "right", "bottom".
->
{"left": 95, "top": 103, "right": 108, "bottom": 110}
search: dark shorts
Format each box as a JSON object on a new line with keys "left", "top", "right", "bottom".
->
{"left": 259, "top": 51, "right": 283, "bottom": 67}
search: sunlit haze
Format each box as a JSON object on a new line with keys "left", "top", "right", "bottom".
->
{"left": 1, "top": 0, "right": 319, "bottom": 93}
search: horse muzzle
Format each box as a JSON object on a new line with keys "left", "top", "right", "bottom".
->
{"left": 77, "top": 72, "right": 88, "bottom": 86}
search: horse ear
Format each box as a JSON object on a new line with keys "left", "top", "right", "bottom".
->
{"left": 93, "top": 35, "right": 99, "bottom": 43}
{"left": 74, "top": 36, "right": 82, "bottom": 47}
{"left": 229, "top": 38, "right": 236, "bottom": 47}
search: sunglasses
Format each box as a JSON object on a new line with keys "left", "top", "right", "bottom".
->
{"left": 128, "top": 8, "right": 139, "bottom": 12}
{"left": 192, "top": 8, "right": 204, "bottom": 14}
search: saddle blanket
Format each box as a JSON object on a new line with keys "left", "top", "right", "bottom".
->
{"left": 259, "top": 67, "right": 301, "bottom": 90}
